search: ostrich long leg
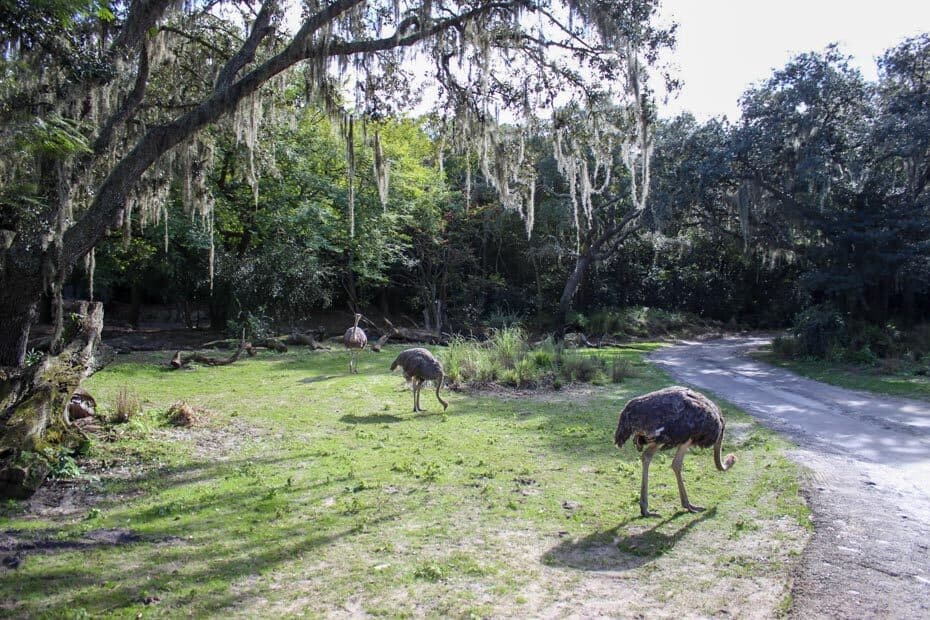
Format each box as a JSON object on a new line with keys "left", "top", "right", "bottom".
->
{"left": 671, "top": 440, "right": 704, "bottom": 513}
{"left": 412, "top": 379, "right": 421, "bottom": 412}
{"left": 639, "top": 443, "right": 661, "bottom": 517}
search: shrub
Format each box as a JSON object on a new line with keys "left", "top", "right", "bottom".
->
{"left": 771, "top": 335, "right": 799, "bottom": 359}
{"left": 610, "top": 357, "right": 637, "bottom": 383}
{"left": 485, "top": 308, "right": 524, "bottom": 330}
{"left": 558, "top": 352, "right": 604, "bottom": 383}
{"left": 588, "top": 310, "right": 625, "bottom": 335}
{"left": 443, "top": 336, "right": 482, "bottom": 384}
{"left": 793, "top": 305, "right": 846, "bottom": 358}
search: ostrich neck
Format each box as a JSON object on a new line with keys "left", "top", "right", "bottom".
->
{"left": 713, "top": 431, "right": 731, "bottom": 471}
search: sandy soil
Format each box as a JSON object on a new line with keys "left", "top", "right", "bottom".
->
{"left": 651, "top": 336, "right": 930, "bottom": 619}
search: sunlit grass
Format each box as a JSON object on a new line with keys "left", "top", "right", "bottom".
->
{"left": 0, "top": 345, "right": 809, "bottom": 617}
{"left": 755, "top": 349, "right": 930, "bottom": 401}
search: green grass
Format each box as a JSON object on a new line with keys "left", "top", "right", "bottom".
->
{"left": 755, "top": 350, "right": 930, "bottom": 401}
{"left": 0, "top": 345, "right": 809, "bottom": 617}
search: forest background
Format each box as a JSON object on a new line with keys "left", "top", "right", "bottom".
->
{"left": 2, "top": 0, "right": 929, "bottom": 366}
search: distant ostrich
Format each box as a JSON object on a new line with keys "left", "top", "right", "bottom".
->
{"left": 614, "top": 386, "right": 737, "bottom": 517}
{"left": 343, "top": 313, "right": 368, "bottom": 374}
{"left": 390, "top": 348, "right": 448, "bottom": 412}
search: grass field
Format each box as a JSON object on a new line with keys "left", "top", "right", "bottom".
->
{"left": 0, "top": 344, "right": 809, "bottom": 618}
{"left": 755, "top": 351, "right": 930, "bottom": 402}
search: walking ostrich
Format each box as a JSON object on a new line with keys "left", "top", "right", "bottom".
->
{"left": 390, "top": 348, "right": 448, "bottom": 412}
{"left": 343, "top": 313, "right": 368, "bottom": 374}
{"left": 614, "top": 386, "right": 737, "bottom": 517}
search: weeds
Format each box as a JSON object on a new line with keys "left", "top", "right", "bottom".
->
{"left": 113, "top": 388, "right": 141, "bottom": 423}
{"left": 443, "top": 327, "right": 643, "bottom": 388}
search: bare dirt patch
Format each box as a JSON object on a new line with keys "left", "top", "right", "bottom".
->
{"left": 460, "top": 382, "right": 606, "bottom": 404}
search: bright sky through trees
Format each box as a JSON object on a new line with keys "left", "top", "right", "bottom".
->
{"left": 657, "top": 0, "right": 930, "bottom": 121}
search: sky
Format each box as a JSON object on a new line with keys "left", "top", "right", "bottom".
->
{"left": 655, "top": 0, "right": 930, "bottom": 121}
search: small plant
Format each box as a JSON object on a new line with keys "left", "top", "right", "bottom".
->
{"left": 770, "top": 336, "right": 799, "bottom": 359}
{"left": 559, "top": 352, "right": 604, "bottom": 383}
{"left": 113, "top": 388, "right": 141, "bottom": 423}
{"left": 42, "top": 447, "right": 81, "bottom": 479}
{"left": 489, "top": 326, "right": 528, "bottom": 370}
{"left": 413, "top": 563, "right": 445, "bottom": 582}
{"left": 23, "top": 348, "right": 44, "bottom": 366}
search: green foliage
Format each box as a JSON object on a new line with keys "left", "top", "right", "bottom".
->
{"left": 23, "top": 349, "right": 43, "bottom": 366}
{"left": 226, "top": 310, "right": 272, "bottom": 341}
{"left": 18, "top": 446, "right": 81, "bottom": 480}
{"left": 792, "top": 304, "right": 846, "bottom": 358}
{"left": 557, "top": 351, "right": 605, "bottom": 383}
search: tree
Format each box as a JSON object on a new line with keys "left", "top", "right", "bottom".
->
{"left": 549, "top": 95, "right": 657, "bottom": 329}
{"left": 0, "top": 0, "right": 670, "bottom": 367}
{"left": 732, "top": 43, "right": 930, "bottom": 324}
{"left": 0, "top": 1, "right": 671, "bottom": 476}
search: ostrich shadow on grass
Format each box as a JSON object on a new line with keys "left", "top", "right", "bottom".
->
{"left": 542, "top": 507, "right": 717, "bottom": 572}
{"left": 339, "top": 408, "right": 448, "bottom": 425}
{"left": 339, "top": 413, "right": 405, "bottom": 424}
{"left": 299, "top": 375, "right": 337, "bottom": 384}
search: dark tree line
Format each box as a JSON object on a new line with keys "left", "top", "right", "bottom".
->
{"left": 72, "top": 35, "right": 930, "bottom": 339}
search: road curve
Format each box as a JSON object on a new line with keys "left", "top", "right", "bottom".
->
{"left": 650, "top": 336, "right": 930, "bottom": 620}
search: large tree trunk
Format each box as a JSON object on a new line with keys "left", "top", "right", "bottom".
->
{"left": 0, "top": 301, "right": 104, "bottom": 498}
{"left": 0, "top": 264, "right": 43, "bottom": 367}
{"left": 557, "top": 252, "right": 594, "bottom": 333}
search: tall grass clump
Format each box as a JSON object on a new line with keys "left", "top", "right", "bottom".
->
{"left": 489, "top": 326, "right": 528, "bottom": 369}
{"left": 443, "top": 328, "right": 557, "bottom": 387}
{"left": 113, "top": 388, "right": 141, "bottom": 423}
{"left": 442, "top": 329, "right": 643, "bottom": 388}
{"left": 443, "top": 336, "right": 484, "bottom": 384}
{"left": 557, "top": 351, "right": 606, "bottom": 383}
{"left": 610, "top": 357, "right": 638, "bottom": 383}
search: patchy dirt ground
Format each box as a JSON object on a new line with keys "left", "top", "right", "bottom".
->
{"left": 652, "top": 337, "right": 930, "bottom": 619}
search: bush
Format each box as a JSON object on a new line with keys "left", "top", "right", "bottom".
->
{"left": 610, "top": 357, "right": 637, "bottom": 383}
{"left": 558, "top": 352, "right": 604, "bottom": 383}
{"left": 771, "top": 335, "right": 799, "bottom": 359}
{"left": 793, "top": 305, "right": 846, "bottom": 358}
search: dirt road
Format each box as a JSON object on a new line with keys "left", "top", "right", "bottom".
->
{"left": 650, "top": 337, "right": 930, "bottom": 619}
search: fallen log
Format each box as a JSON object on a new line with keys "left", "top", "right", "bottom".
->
{"left": 170, "top": 343, "right": 245, "bottom": 369}
{"left": 287, "top": 331, "right": 331, "bottom": 350}
{"left": 252, "top": 337, "right": 287, "bottom": 353}
{"left": 388, "top": 326, "right": 449, "bottom": 345}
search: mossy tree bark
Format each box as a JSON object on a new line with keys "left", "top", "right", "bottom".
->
{"left": 0, "top": 301, "right": 104, "bottom": 498}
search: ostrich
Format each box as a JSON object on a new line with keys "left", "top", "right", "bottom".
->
{"left": 614, "top": 386, "right": 737, "bottom": 517}
{"left": 390, "top": 348, "right": 448, "bottom": 412}
{"left": 343, "top": 313, "right": 368, "bottom": 374}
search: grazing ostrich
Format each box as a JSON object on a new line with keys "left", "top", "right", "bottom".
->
{"left": 390, "top": 348, "right": 448, "bottom": 412}
{"left": 343, "top": 313, "right": 368, "bottom": 373}
{"left": 614, "top": 386, "right": 737, "bottom": 517}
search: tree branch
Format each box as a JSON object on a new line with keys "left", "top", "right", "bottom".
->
{"left": 214, "top": 1, "right": 276, "bottom": 91}
{"left": 93, "top": 41, "right": 150, "bottom": 155}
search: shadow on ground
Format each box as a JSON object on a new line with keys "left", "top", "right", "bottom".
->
{"left": 543, "top": 508, "right": 717, "bottom": 571}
